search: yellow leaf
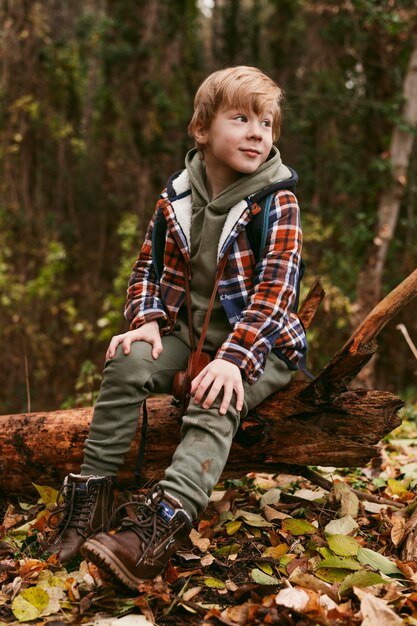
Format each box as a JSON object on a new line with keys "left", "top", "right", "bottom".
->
{"left": 12, "top": 596, "right": 40, "bottom": 622}
{"left": 282, "top": 518, "right": 316, "bottom": 535}
{"left": 20, "top": 587, "right": 49, "bottom": 611}
{"left": 12, "top": 587, "right": 49, "bottom": 621}
{"left": 387, "top": 479, "right": 409, "bottom": 497}
{"left": 204, "top": 577, "right": 226, "bottom": 589}
{"left": 225, "top": 520, "right": 242, "bottom": 535}
{"left": 32, "top": 484, "right": 59, "bottom": 506}
{"left": 314, "top": 568, "right": 352, "bottom": 583}
{"left": 263, "top": 544, "right": 289, "bottom": 559}
{"left": 326, "top": 534, "right": 359, "bottom": 557}
{"left": 257, "top": 562, "right": 273, "bottom": 575}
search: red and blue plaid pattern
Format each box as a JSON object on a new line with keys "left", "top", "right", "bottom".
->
{"left": 125, "top": 180, "right": 306, "bottom": 383}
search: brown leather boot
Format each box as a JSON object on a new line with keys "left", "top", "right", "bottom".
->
{"left": 80, "top": 485, "right": 192, "bottom": 591}
{"left": 44, "top": 474, "right": 115, "bottom": 563}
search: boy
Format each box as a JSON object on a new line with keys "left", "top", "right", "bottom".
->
{"left": 45, "top": 66, "right": 306, "bottom": 590}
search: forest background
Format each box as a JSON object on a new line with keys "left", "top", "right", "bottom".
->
{"left": 0, "top": 0, "right": 416, "bottom": 416}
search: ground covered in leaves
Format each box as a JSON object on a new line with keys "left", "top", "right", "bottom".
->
{"left": 2, "top": 401, "right": 417, "bottom": 626}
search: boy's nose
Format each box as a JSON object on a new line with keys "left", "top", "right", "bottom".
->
{"left": 246, "top": 123, "right": 262, "bottom": 140}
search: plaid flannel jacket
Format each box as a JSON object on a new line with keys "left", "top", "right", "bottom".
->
{"left": 124, "top": 169, "right": 306, "bottom": 383}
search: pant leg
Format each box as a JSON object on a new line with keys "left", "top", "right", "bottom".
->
{"left": 81, "top": 335, "right": 190, "bottom": 476}
{"left": 160, "top": 352, "right": 291, "bottom": 519}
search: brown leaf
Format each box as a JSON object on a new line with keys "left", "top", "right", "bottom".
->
{"left": 354, "top": 587, "right": 403, "bottom": 626}
{"left": 263, "top": 505, "right": 291, "bottom": 522}
{"left": 390, "top": 513, "right": 405, "bottom": 547}
{"left": 394, "top": 560, "right": 417, "bottom": 585}
{"left": 2, "top": 505, "right": 24, "bottom": 530}
{"left": 19, "top": 559, "right": 49, "bottom": 580}
{"left": 135, "top": 595, "right": 155, "bottom": 624}
{"left": 164, "top": 561, "right": 179, "bottom": 584}
{"left": 137, "top": 576, "right": 171, "bottom": 603}
{"left": 223, "top": 603, "right": 249, "bottom": 625}
{"left": 289, "top": 572, "right": 338, "bottom": 602}
{"left": 190, "top": 528, "right": 211, "bottom": 552}
{"left": 287, "top": 557, "right": 309, "bottom": 577}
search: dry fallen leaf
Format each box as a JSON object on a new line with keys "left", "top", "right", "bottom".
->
{"left": 190, "top": 528, "right": 211, "bottom": 552}
{"left": 354, "top": 586, "right": 403, "bottom": 626}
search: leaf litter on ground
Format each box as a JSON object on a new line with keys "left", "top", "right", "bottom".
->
{"left": 2, "top": 402, "right": 417, "bottom": 624}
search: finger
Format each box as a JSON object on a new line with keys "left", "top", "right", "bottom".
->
{"left": 235, "top": 381, "right": 244, "bottom": 412}
{"left": 193, "top": 373, "right": 214, "bottom": 405}
{"left": 190, "top": 368, "right": 207, "bottom": 394}
{"left": 107, "top": 336, "right": 121, "bottom": 359}
{"left": 122, "top": 336, "right": 132, "bottom": 355}
{"left": 202, "top": 380, "right": 223, "bottom": 410}
{"left": 219, "top": 383, "right": 233, "bottom": 415}
{"left": 151, "top": 334, "right": 163, "bottom": 359}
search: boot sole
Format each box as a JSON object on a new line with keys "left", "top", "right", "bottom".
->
{"left": 81, "top": 538, "right": 146, "bottom": 592}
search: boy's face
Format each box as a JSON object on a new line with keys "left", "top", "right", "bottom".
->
{"left": 195, "top": 105, "right": 274, "bottom": 187}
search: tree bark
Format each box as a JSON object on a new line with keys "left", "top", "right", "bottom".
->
{"left": 355, "top": 44, "right": 417, "bottom": 387}
{"left": 305, "top": 268, "right": 417, "bottom": 401}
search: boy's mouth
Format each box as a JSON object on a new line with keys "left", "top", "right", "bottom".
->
{"left": 240, "top": 148, "right": 261, "bottom": 157}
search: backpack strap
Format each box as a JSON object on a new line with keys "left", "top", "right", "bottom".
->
{"left": 152, "top": 206, "right": 168, "bottom": 282}
{"left": 246, "top": 168, "right": 298, "bottom": 265}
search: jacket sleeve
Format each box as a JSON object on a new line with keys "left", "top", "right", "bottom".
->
{"left": 124, "top": 199, "right": 170, "bottom": 330}
{"left": 216, "top": 190, "right": 303, "bottom": 383}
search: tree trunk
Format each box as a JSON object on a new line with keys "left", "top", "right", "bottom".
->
{"left": 355, "top": 44, "right": 417, "bottom": 388}
{"left": 2, "top": 271, "right": 416, "bottom": 495}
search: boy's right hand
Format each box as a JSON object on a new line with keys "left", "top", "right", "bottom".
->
{"left": 106, "top": 321, "right": 163, "bottom": 360}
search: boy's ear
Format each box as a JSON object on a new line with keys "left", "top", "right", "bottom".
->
{"left": 193, "top": 122, "right": 208, "bottom": 146}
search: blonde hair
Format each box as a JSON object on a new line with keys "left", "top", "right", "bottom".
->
{"left": 188, "top": 66, "right": 284, "bottom": 151}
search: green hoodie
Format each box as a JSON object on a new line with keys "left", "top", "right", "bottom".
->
{"left": 174, "top": 147, "right": 291, "bottom": 352}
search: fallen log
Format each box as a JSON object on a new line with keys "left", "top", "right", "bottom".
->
{"left": 0, "top": 388, "right": 403, "bottom": 494}
{"left": 1, "top": 271, "right": 416, "bottom": 495}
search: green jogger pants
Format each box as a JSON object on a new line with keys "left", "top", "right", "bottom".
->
{"left": 81, "top": 334, "right": 291, "bottom": 519}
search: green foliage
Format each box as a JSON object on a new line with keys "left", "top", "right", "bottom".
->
{"left": 98, "top": 212, "right": 141, "bottom": 342}
{"left": 61, "top": 359, "right": 102, "bottom": 408}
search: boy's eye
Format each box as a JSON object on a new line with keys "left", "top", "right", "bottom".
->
{"left": 235, "top": 115, "right": 248, "bottom": 122}
{"left": 261, "top": 119, "right": 272, "bottom": 127}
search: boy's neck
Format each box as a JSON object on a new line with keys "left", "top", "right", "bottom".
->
{"left": 203, "top": 155, "right": 242, "bottom": 200}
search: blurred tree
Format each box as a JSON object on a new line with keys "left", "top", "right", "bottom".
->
{"left": 0, "top": 0, "right": 201, "bottom": 412}
{"left": 355, "top": 44, "right": 417, "bottom": 387}
{"left": 0, "top": 0, "right": 416, "bottom": 413}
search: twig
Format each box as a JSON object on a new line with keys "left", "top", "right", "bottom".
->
{"left": 299, "top": 467, "right": 405, "bottom": 509}
{"left": 168, "top": 593, "right": 206, "bottom": 614}
{"left": 396, "top": 323, "right": 417, "bottom": 360}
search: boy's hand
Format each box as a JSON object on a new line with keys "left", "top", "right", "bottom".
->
{"left": 191, "top": 359, "right": 244, "bottom": 415}
{"left": 106, "top": 321, "right": 163, "bottom": 360}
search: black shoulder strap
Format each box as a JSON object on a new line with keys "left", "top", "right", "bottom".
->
{"left": 152, "top": 169, "right": 191, "bottom": 281}
{"left": 152, "top": 205, "right": 168, "bottom": 282}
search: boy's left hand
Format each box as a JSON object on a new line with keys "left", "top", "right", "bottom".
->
{"left": 190, "top": 359, "right": 244, "bottom": 415}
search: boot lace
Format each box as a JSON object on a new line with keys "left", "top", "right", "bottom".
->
{"left": 108, "top": 485, "right": 172, "bottom": 566}
{"left": 48, "top": 482, "right": 97, "bottom": 538}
